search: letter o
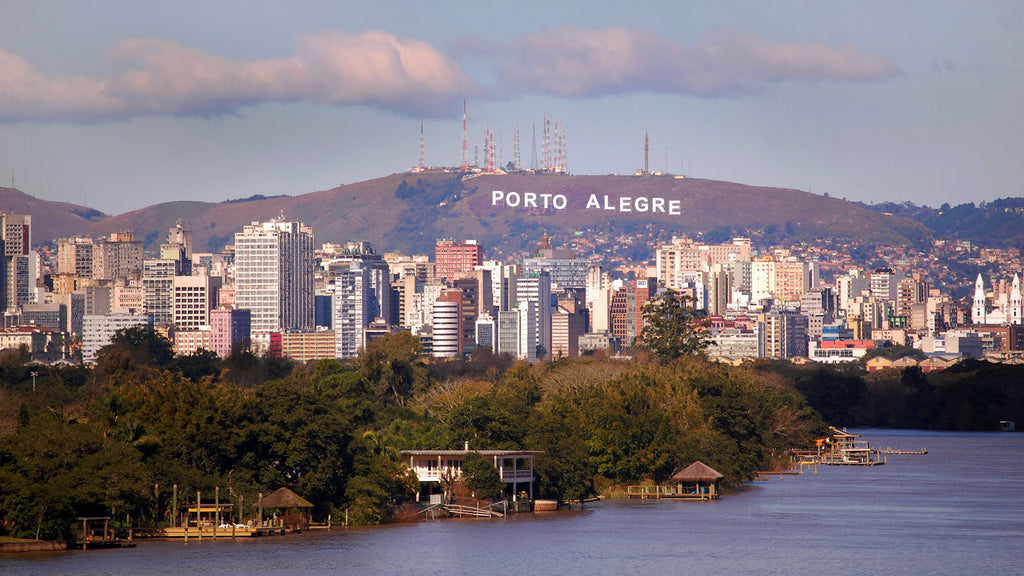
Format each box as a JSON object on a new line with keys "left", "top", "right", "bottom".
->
{"left": 553, "top": 194, "right": 567, "bottom": 210}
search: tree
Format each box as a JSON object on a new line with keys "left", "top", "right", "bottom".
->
{"left": 635, "top": 290, "right": 713, "bottom": 362}
{"left": 461, "top": 452, "right": 505, "bottom": 499}
{"left": 97, "top": 326, "right": 175, "bottom": 369}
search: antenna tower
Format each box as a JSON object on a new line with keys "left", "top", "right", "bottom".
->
{"left": 418, "top": 119, "right": 425, "bottom": 170}
{"left": 557, "top": 122, "right": 568, "bottom": 173}
{"left": 460, "top": 100, "right": 469, "bottom": 171}
{"left": 513, "top": 121, "right": 521, "bottom": 171}
{"left": 484, "top": 122, "right": 496, "bottom": 172}
{"left": 644, "top": 130, "right": 649, "bottom": 175}
{"left": 541, "top": 116, "right": 551, "bottom": 171}
{"left": 530, "top": 121, "right": 538, "bottom": 171}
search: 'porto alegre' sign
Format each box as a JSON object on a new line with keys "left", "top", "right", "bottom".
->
{"left": 491, "top": 190, "right": 682, "bottom": 215}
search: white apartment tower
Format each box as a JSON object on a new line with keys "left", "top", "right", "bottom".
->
{"left": 234, "top": 219, "right": 315, "bottom": 337}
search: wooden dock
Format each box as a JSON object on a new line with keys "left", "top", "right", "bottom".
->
{"left": 625, "top": 485, "right": 719, "bottom": 501}
{"left": 151, "top": 525, "right": 291, "bottom": 539}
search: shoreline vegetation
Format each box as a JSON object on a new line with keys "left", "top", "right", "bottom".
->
{"left": 2, "top": 316, "right": 1022, "bottom": 543}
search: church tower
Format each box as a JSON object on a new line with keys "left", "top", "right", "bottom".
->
{"left": 971, "top": 273, "right": 987, "bottom": 325}
{"left": 1010, "top": 274, "right": 1022, "bottom": 325}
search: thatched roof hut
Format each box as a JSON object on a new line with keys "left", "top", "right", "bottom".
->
{"left": 258, "top": 487, "right": 314, "bottom": 530}
{"left": 671, "top": 461, "right": 724, "bottom": 483}
{"left": 259, "top": 487, "right": 314, "bottom": 509}
{"left": 671, "top": 461, "right": 724, "bottom": 499}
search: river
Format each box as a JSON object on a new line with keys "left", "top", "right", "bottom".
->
{"left": 2, "top": 430, "right": 1021, "bottom": 575}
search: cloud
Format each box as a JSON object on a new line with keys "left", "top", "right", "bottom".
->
{"left": 0, "top": 26, "right": 901, "bottom": 123}
{"left": 0, "top": 31, "right": 481, "bottom": 123}
{"left": 498, "top": 26, "right": 901, "bottom": 97}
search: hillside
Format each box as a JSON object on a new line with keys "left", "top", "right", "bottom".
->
{"left": 8, "top": 173, "right": 933, "bottom": 256}
{"left": 0, "top": 187, "right": 106, "bottom": 243}
{"left": 860, "top": 199, "right": 1024, "bottom": 249}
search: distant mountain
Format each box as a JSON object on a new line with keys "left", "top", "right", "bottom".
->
{"left": 10, "top": 173, "right": 934, "bottom": 256}
{"left": 858, "top": 199, "right": 1024, "bottom": 249}
{"left": 0, "top": 187, "right": 107, "bottom": 243}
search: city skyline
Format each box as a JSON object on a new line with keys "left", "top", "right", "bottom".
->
{"left": 1, "top": 1, "right": 1021, "bottom": 215}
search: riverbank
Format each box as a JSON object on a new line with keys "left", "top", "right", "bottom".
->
{"left": 0, "top": 539, "right": 67, "bottom": 553}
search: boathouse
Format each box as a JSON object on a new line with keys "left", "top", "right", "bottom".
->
{"left": 401, "top": 447, "right": 541, "bottom": 504}
{"left": 670, "top": 461, "right": 723, "bottom": 500}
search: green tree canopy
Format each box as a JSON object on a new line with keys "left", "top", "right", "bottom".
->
{"left": 635, "top": 290, "right": 714, "bottom": 362}
{"left": 461, "top": 452, "right": 505, "bottom": 499}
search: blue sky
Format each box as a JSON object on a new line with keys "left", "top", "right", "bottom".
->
{"left": 0, "top": 1, "right": 1021, "bottom": 215}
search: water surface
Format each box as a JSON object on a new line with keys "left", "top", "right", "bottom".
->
{"left": 3, "top": 430, "right": 1020, "bottom": 575}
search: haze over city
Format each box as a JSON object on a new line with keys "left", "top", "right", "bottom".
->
{"left": 1, "top": 1, "right": 1021, "bottom": 215}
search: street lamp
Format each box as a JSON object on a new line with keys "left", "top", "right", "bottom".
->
{"left": 30, "top": 371, "right": 37, "bottom": 392}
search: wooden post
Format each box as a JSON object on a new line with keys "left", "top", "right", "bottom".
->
{"left": 172, "top": 484, "right": 178, "bottom": 528}
{"left": 82, "top": 518, "right": 87, "bottom": 550}
{"left": 197, "top": 491, "right": 202, "bottom": 541}
{"left": 184, "top": 491, "right": 188, "bottom": 544}
{"left": 258, "top": 492, "right": 263, "bottom": 528}
{"left": 214, "top": 486, "right": 219, "bottom": 540}
{"left": 239, "top": 494, "right": 244, "bottom": 527}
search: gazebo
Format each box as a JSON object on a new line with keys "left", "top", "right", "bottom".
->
{"left": 671, "top": 461, "right": 724, "bottom": 500}
{"left": 258, "top": 487, "right": 314, "bottom": 531}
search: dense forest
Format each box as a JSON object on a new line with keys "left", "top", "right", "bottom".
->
{"left": 0, "top": 322, "right": 825, "bottom": 540}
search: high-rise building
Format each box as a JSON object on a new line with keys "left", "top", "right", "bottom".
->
{"left": 516, "top": 271, "right": 552, "bottom": 360}
{"left": 93, "top": 233, "right": 143, "bottom": 282}
{"left": 870, "top": 268, "right": 902, "bottom": 304}
{"left": 609, "top": 278, "right": 656, "bottom": 347}
{"left": 161, "top": 220, "right": 193, "bottom": 275}
{"left": 173, "top": 274, "right": 217, "bottom": 330}
{"left": 522, "top": 249, "right": 590, "bottom": 291}
{"left": 496, "top": 309, "right": 519, "bottom": 356}
{"left": 210, "top": 307, "right": 251, "bottom": 358}
{"left": 432, "top": 289, "right": 463, "bottom": 358}
{"left": 333, "top": 262, "right": 376, "bottom": 359}
{"left": 57, "top": 237, "right": 95, "bottom": 277}
{"left": 475, "top": 313, "right": 496, "bottom": 350}
{"left": 751, "top": 257, "right": 809, "bottom": 305}
{"left": 142, "top": 259, "right": 175, "bottom": 325}
{"left": 760, "top": 311, "right": 808, "bottom": 359}
{"left": 234, "top": 219, "right": 315, "bottom": 338}
{"left": 434, "top": 239, "right": 483, "bottom": 282}
{"left": 551, "top": 305, "right": 586, "bottom": 358}
{"left": 451, "top": 270, "right": 491, "bottom": 353}
{"left": 1, "top": 213, "right": 30, "bottom": 258}
{"left": 656, "top": 237, "right": 751, "bottom": 291}
{"left": 1, "top": 213, "right": 31, "bottom": 311}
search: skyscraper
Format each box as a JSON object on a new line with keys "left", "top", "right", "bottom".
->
{"left": 234, "top": 219, "right": 314, "bottom": 340}
{"left": 1, "top": 213, "right": 31, "bottom": 311}
{"left": 516, "top": 271, "right": 552, "bottom": 360}
{"left": 434, "top": 239, "right": 483, "bottom": 282}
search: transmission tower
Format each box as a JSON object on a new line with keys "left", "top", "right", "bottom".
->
{"left": 460, "top": 100, "right": 469, "bottom": 171}
{"left": 513, "top": 121, "right": 521, "bottom": 171}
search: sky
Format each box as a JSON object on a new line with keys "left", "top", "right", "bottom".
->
{"left": 0, "top": 1, "right": 1021, "bottom": 216}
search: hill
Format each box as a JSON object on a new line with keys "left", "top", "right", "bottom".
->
{"left": 860, "top": 199, "right": 1024, "bottom": 249}
{"left": 8, "top": 173, "right": 933, "bottom": 256}
{"left": 0, "top": 187, "right": 106, "bottom": 243}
